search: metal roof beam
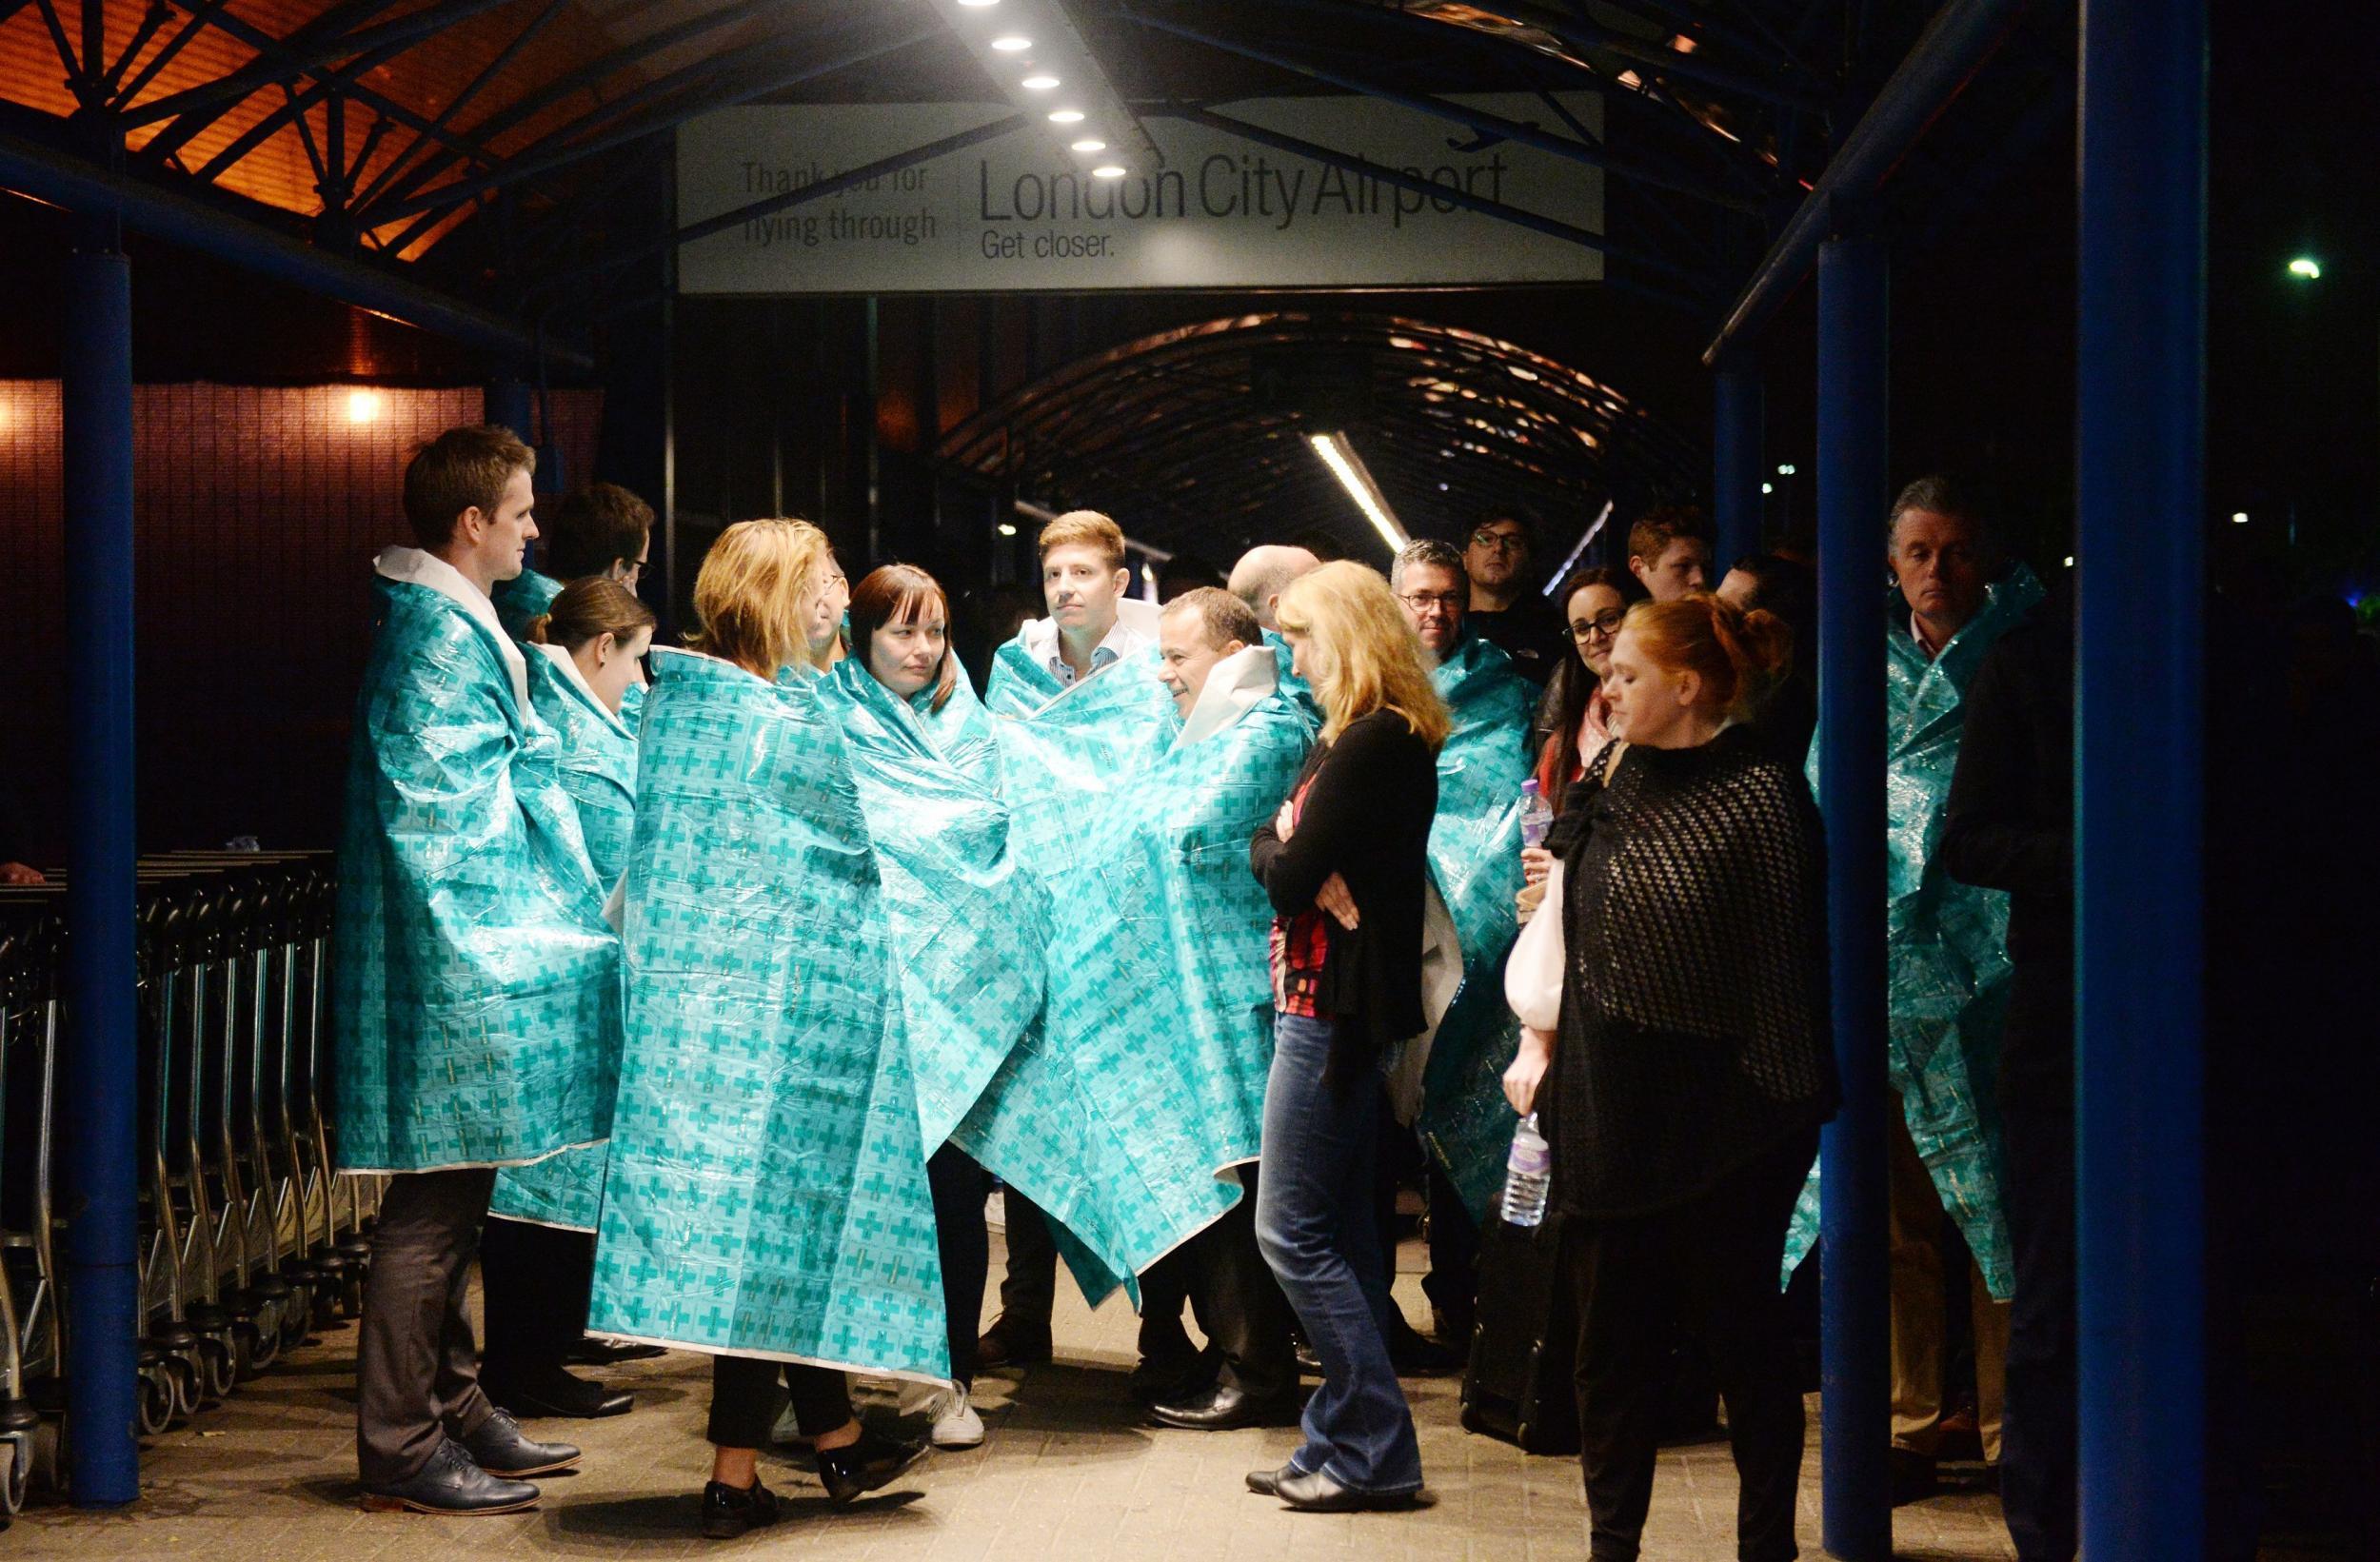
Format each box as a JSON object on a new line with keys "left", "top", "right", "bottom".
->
{"left": 347, "top": 0, "right": 571, "bottom": 212}
{"left": 1701, "top": 0, "right": 2027, "bottom": 364}
{"left": 130, "top": 0, "right": 512, "bottom": 182}
{"left": 370, "top": 17, "right": 940, "bottom": 226}
{"left": 0, "top": 121, "right": 585, "bottom": 367}
{"left": 109, "top": 0, "right": 241, "bottom": 110}
{"left": 127, "top": 0, "right": 463, "bottom": 127}
{"left": 365, "top": 0, "right": 792, "bottom": 214}
{"left": 95, "top": 0, "right": 172, "bottom": 101}
{"left": 1463, "top": 0, "right": 1828, "bottom": 109}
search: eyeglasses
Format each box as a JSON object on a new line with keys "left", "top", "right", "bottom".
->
{"left": 1570, "top": 608, "right": 1627, "bottom": 641}
{"left": 1398, "top": 591, "right": 1463, "bottom": 613}
{"left": 1469, "top": 528, "right": 1527, "bottom": 553}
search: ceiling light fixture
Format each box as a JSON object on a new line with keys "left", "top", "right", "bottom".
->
{"left": 1021, "top": 73, "right": 1059, "bottom": 89}
{"left": 346, "top": 388, "right": 383, "bottom": 425}
{"left": 1091, "top": 164, "right": 1125, "bottom": 179}
{"left": 1070, "top": 138, "right": 1105, "bottom": 153}
{"left": 990, "top": 33, "right": 1030, "bottom": 50}
{"left": 1048, "top": 108, "right": 1084, "bottom": 124}
{"left": 1308, "top": 432, "right": 1408, "bottom": 553}
{"left": 957, "top": 0, "right": 998, "bottom": 7}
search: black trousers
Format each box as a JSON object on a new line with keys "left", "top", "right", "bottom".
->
{"left": 479, "top": 1217, "right": 593, "bottom": 1379}
{"left": 1420, "top": 1159, "right": 1481, "bottom": 1335}
{"left": 1138, "top": 1167, "right": 1297, "bottom": 1400}
{"left": 1997, "top": 981, "right": 2078, "bottom": 1562}
{"left": 995, "top": 1182, "right": 1058, "bottom": 1340}
{"left": 1567, "top": 1134, "right": 1814, "bottom": 1562}
{"left": 705, "top": 1356, "right": 855, "bottom": 1449}
{"left": 928, "top": 1143, "right": 991, "bottom": 1385}
{"left": 355, "top": 1167, "right": 497, "bottom": 1484}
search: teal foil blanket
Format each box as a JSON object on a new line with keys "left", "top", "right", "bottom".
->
{"left": 490, "top": 643, "right": 642, "bottom": 1231}
{"left": 1415, "top": 633, "right": 1537, "bottom": 1224}
{"left": 330, "top": 560, "right": 620, "bottom": 1175}
{"left": 819, "top": 657, "right": 1049, "bottom": 1153}
{"left": 490, "top": 566, "right": 562, "bottom": 643}
{"left": 1785, "top": 566, "right": 2044, "bottom": 1296}
{"left": 586, "top": 648, "right": 948, "bottom": 1379}
{"left": 960, "top": 652, "right": 1311, "bottom": 1301}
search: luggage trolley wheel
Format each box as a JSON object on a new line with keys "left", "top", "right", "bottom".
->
{"left": 0, "top": 1432, "right": 24, "bottom": 1516}
{"left": 138, "top": 1363, "right": 178, "bottom": 1438}
{"left": 195, "top": 1328, "right": 238, "bottom": 1402}
{"left": 310, "top": 1252, "right": 347, "bottom": 1328}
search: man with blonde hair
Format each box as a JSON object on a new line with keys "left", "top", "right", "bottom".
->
{"left": 987, "top": 510, "right": 1155, "bottom": 703}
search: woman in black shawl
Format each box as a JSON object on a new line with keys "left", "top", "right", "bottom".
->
{"left": 1503, "top": 593, "right": 1837, "bottom": 1562}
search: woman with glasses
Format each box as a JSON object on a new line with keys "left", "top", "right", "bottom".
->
{"left": 1520, "top": 567, "right": 1642, "bottom": 920}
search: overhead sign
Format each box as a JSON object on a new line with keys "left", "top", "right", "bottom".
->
{"left": 676, "top": 94, "right": 1602, "bottom": 294}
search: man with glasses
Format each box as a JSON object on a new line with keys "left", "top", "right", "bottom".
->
{"left": 1461, "top": 512, "right": 1567, "bottom": 684}
{"left": 492, "top": 482, "right": 656, "bottom": 641}
{"left": 1385, "top": 539, "right": 1536, "bottom": 1363}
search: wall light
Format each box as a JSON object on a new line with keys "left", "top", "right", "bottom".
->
{"left": 1760, "top": 482, "right": 1774, "bottom": 494}
{"left": 997, "top": 522, "right": 1018, "bottom": 537}
{"left": 1048, "top": 108, "right": 1084, "bottom": 124}
{"left": 1021, "top": 73, "right": 1059, "bottom": 89}
{"left": 2288, "top": 256, "right": 2321, "bottom": 280}
{"left": 990, "top": 33, "right": 1030, "bottom": 50}
{"left": 346, "top": 388, "right": 383, "bottom": 425}
{"left": 2063, "top": 556, "right": 2075, "bottom": 567}
{"left": 1308, "top": 432, "right": 1408, "bottom": 553}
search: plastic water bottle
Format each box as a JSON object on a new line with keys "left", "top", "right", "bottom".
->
{"left": 1518, "top": 778, "right": 1554, "bottom": 851}
{"left": 1501, "top": 1113, "right": 1552, "bottom": 1228}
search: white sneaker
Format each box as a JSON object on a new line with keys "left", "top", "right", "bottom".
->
{"left": 930, "top": 1384, "right": 984, "bottom": 1450}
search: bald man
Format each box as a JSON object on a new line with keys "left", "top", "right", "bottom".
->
{"left": 1226, "top": 544, "right": 1320, "bottom": 631}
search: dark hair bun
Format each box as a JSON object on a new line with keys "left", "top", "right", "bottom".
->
{"left": 524, "top": 613, "right": 553, "bottom": 645}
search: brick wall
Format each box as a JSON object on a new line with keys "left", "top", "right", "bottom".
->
{"left": 0, "top": 383, "right": 601, "bottom": 860}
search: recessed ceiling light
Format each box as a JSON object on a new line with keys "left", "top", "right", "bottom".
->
{"left": 1021, "top": 73, "right": 1059, "bottom": 89}
{"left": 1048, "top": 108, "right": 1084, "bottom": 124}
{"left": 990, "top": 34, "right": 1029, "bottom": 50}
{"left": 1070, "top": 138, "right": 1106, "bottom": 153}
{"left": 957, "top": 0, "right": 998, "bottom": 7}
{"left": 1091, "top": 165, "right": 1125, "bottom": 179}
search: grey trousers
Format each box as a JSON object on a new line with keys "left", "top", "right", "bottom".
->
{"left": 355, "top": 1167, "right": 499, "bottom": 1485}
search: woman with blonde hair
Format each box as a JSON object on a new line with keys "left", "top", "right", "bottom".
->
{"left": 586, "top": 519, "right": 938, "bottom": 1539}
{"left": 1502, "top": 592, "right": 1835, "bottom": 1562}
{"left": 1243, "top": 561, "right": 1448, "bottom": 1513}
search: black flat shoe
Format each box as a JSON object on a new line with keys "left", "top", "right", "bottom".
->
{"left": 1149, "top": 1383, "right": 1303, "bottom": 1432}
{"left": 1388, "top": 1324, "right": 1461, "bottom": 1375}
{"left": 361, "top": 1439, "right": 539, "bottom": 1515}
{"left": 817, "top": 1427, "right": 928, "bottom": 1504}
{"left": 567, "top": 1336, "right": 668, "bottom": 1368}
{"left": 701, "top": 1476, "right": 781, "bottom": 1539}
{"left": 484, "top": 1365, "right": 633, "bottom": 1420}
{"left": 1245, "top": 1463, "right": 1299, "bottom": 1496}
{"left": 460, "top": 1409, "right": 582, "bottom": 1478}
{"left": 1276, "top": 1467, "right": 1422, "bottom": 1513}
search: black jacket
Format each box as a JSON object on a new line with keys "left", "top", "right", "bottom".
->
{"left": 1249, "top": 709, "right": 1438, "bottom": 1078}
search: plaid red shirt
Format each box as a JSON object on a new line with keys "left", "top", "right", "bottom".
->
{"left": 1268, "top": 773, "right": 1331, "bottom": 1017}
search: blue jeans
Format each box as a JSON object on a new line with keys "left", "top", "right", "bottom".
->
{"left": 1254, "top": 1013, "right": 1422, "bottom": 1494}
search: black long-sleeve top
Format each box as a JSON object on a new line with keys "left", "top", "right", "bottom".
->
{"left": 1249, "top": 708, "right": 1438, "bottom": 1078}
{"left": 1940, "top": 599, "right": 2073, "bottom": 971}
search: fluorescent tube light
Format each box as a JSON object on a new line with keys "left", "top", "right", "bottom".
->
{"left": 1308, "top": 432, "right": 1409, "bottom": 553}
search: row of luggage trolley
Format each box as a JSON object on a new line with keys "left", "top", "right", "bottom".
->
{"left": 0, "top": 851, "right": 379, "bottom": 1514}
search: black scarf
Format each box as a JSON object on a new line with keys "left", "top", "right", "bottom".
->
{"left": 1540, "top": 725, "right": 1839, "bottom": 1219}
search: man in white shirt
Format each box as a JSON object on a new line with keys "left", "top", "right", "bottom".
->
{"left": 1020, "top": 510, "right": 1150, "bottom": 682}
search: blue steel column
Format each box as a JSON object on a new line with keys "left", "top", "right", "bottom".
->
{"left": 1814, "top": 227, "right": 1892, "bottom": 1562}
{"left": 1712, "top": 357, "right": 1764, "bottom": 567}
{"left": 485, "top": 376, "right": 533, "bottom": 443}
{"left": 2075, "top": 0, "right": 2207, "bottom": 1554}
{"left": 62, "top": 232, "right": 140, "bottom": 1506}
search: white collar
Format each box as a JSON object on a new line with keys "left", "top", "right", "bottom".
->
{"left": 530, "top": 641, "right": 633, "bottom": 740}
{"left": 1020, "top": 597, "right": 1161, "bottom": 677}
{"left": 1178, "top": 643, "right": 1279, "bottom": 747}
{"left": 374, "top": 546, "right": 528, "bottom": 709}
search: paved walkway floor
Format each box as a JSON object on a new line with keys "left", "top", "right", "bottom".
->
{"left": 7, "top": 1228, "right": 2020, "bottom": 1560}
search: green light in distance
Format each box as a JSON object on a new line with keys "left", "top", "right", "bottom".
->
{"left": 2289, "top": 256, "right": 2322, "bottom": 279}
